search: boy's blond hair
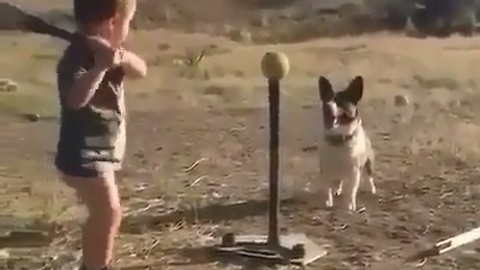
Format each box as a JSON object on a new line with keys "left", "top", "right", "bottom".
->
{"left": 74, "top": 0, "right": 135, "bottom": 26}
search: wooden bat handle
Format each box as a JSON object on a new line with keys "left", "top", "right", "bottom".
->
{"left": 0, "top": 3, "right": 74, "bottom": 42}
{"left": 22, "top": 13, "right": 74, "bottom": 42}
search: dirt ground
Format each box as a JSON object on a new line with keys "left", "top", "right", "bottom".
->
{"left": 2, "top": 1, "right": 480, "bottom": 270}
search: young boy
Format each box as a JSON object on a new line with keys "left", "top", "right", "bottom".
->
{"left": 55, "top": 1, "right": 147, "bottom": 269}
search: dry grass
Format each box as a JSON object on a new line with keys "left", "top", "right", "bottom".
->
{"left": 3, "top": 25, "right": 480, "bottom": 269}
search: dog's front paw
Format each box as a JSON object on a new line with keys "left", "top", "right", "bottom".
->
{"left": 347, "top": 202, "right": 356, "bottom": 212}
{"left": 325, "top": 188, "right": 334, "bottom": 208}
{"left": 325, "top": 199, "right": 333, "bottom": 208}
{"left": 368, "top": 177, "right": 376, "bottom": 195}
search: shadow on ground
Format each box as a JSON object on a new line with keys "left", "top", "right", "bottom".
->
{"left": 162, "top": 246, "right": 283, "bottom": 270}
{"left": 121, "top": 198, "right": 302, "bottom": 234}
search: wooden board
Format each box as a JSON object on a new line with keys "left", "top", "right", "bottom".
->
{"left": 218, "top": 233, "right": 328, "bottom": 266}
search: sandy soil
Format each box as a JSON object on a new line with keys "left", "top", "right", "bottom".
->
{"left": 1, "top": 1, "right": 480, "bottom": 270}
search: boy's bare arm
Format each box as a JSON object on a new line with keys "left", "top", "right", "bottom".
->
{"left": 65, "top": 36, "right": 122, "bottom": 110}
{"left": 66, "top": 66, "right": 108, "bottom": 109}
{"left": 120, "top": 50, "right": 148, "bottom": 79}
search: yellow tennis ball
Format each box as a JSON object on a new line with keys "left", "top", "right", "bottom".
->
{"left": 261, "top": 51, "right": 290, "bottom": 80}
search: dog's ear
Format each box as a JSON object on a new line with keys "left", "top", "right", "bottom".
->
{"left": 344, "top": 75, "right": 363, "bottom": 104}
{"left": 318, "top": 76, "right": 334, "bottom": 102}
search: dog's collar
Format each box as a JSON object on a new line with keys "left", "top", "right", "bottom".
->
{"left": 324, "top": 130, "right": 358, "bottom": 146}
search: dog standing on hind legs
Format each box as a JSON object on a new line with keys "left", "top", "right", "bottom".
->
{"left": 316, "top": 75, "right": 376, "bottom": 211}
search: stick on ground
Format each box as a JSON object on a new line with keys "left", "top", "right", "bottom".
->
{"left": 406, "top": 226, "right": 480, "bottom": 263}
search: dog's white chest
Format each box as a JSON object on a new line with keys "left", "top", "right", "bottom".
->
{"left": 320, "top": 130, "right": 368, "bottom": 178}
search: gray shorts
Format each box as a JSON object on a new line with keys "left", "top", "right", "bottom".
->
{"left": 55, "top": 121, "right": 126, "bottom": 178}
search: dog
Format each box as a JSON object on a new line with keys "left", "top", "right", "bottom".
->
{"left": 316, "top": 75, "right": 376, "bottom": 211}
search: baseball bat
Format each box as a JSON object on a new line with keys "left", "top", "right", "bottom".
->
{"left": 0, "top": 2, "right": 74, "bottom": 42}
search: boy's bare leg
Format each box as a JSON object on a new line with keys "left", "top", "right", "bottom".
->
{"left": 61, "top": 170, "right": 122, "bottom": 269}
